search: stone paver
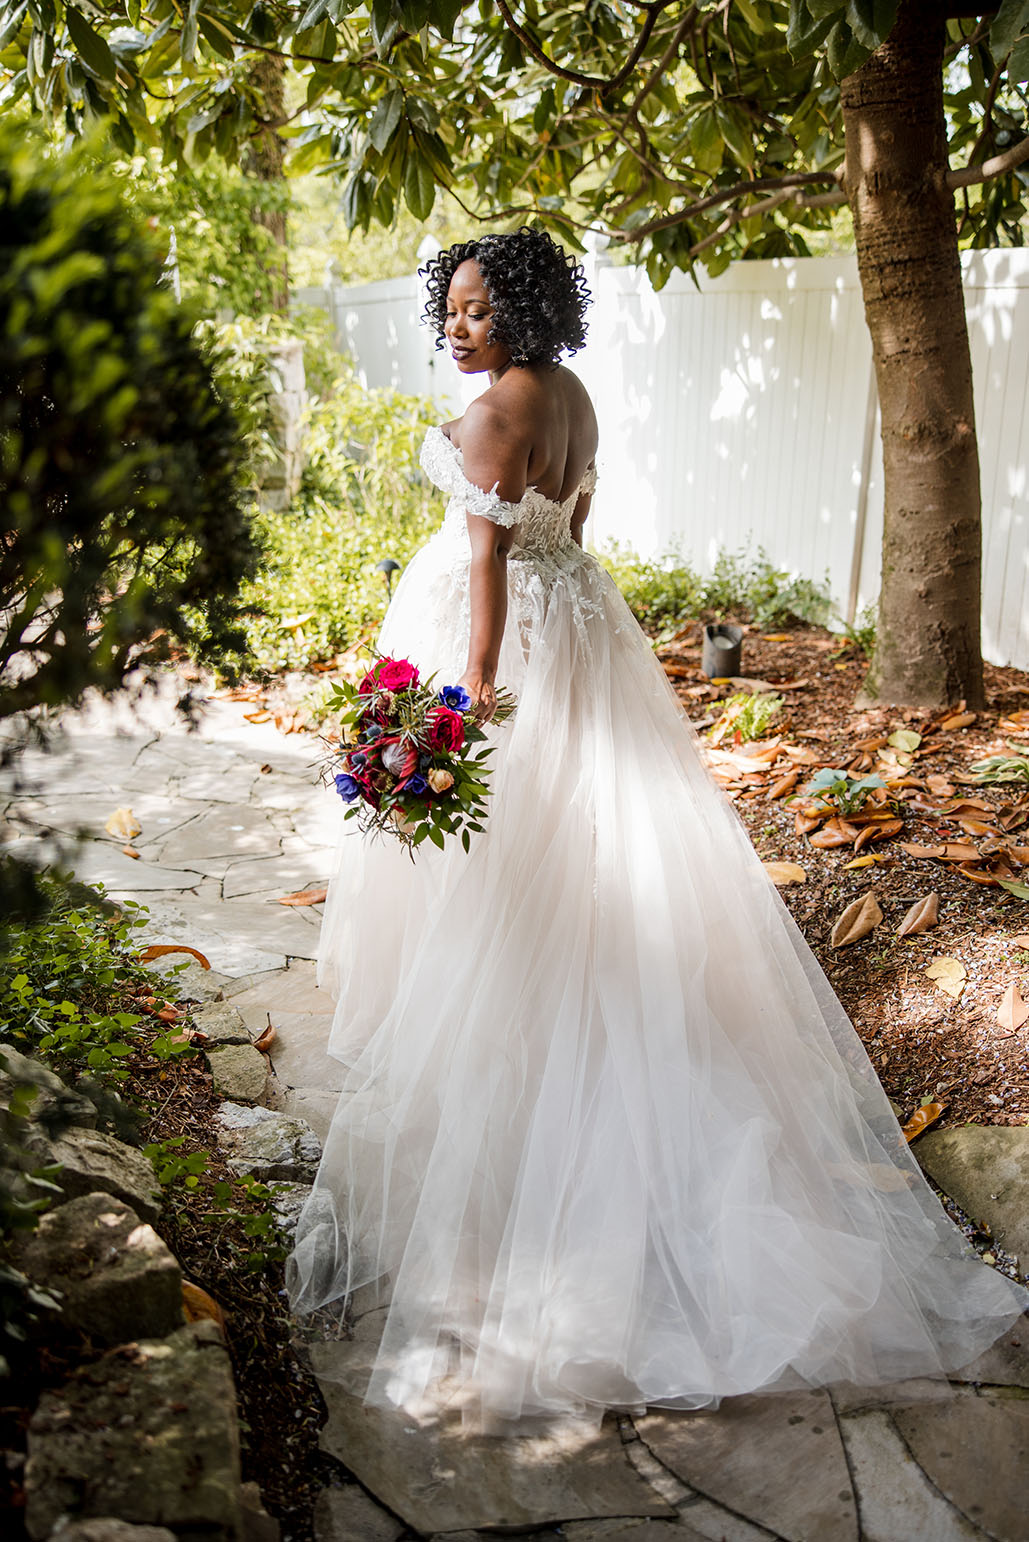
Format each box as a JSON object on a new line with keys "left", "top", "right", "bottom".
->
{"left": 637, "top": 1391, "right": 858, "bottom": 1541}
{"left": 7, "top": 679, "right": 1029, "bottom": 1542}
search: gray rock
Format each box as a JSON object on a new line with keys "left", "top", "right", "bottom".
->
{"left": 916, "top": 1124, "right": 1029, "bottom": 1266}
{"left": 215, "top": 1101, "right": 280, "bottom": 1131}
{"left": 144, "top": 956, "right": 230, "bottom": 1005}
{"left": 313, "top": 1486, "right": 405, "bottom": 1542}
{"left": 25, "top": 1125, "right": 161, "bottom": 1224}
{"left": 838, "top": 1407, "right": 985, "bottom": 1542}
{"left": 240, "top": 1481, "right": 280, "bottom": 1542}
{"left": 892, "top": 1392, "right": 1029, "bottom": 1541}
{"left": 310, "top": 1327, "right": 675, "bottom": 1535}
{"left": 953, "top": 1327, "right": 1029, "bottom": 1388}
{"left": 215, "top": 1104, "right": 321, "bottom": 1183}
{"left": 25, "top": 1322, "right": 241, "bottom": 1542}
{"left": 636, "top": 1390, "right": 858, "bottom": 1542}
{"left": 194, "top": 1002, "right": 254, "bottom": 1046}
{"left": 0, "top": 1043, "right": 97, "bottom": 1130}
{"left": 269, "top": 1182, "right": 313, "bottom": 1238}
{"left": 14, "top": 1193, "right": 182, "bottom": 1346}
{"left": 49, "top": 1520, "right": 176, "bottom": 1542}
{"left": 207, "top": 1043, "right": 270, "bottom": 1104}
{"left": 562, "top": 1523, "right": 709, "bottom": 1542}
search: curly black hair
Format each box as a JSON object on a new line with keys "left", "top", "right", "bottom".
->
{"left": 420, "top": 227, "right": 590, "bottom": 368}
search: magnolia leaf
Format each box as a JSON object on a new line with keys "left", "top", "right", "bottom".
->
{"left": 941, "top": 842, "right": 981, "bottom": 863}
{"left": 940, "top": 710, "right": 977, "bottom": 730}
{"left": 888, "top": 728, "right": 922, "bottom": 752}
{"left": 901, "top": 1100, "right": 946, "bottom": 1143}
{"left": 897, "top": 892, "right": 939, "bottom": 938}
{"left": 253, "top": 1020, "right": 277, "bottom": 1053}
{"left": 899, "top": 841, "right": 946, "bottom": 859}
{"left": 925, "top": 956, "right": 966, "bottom": 999}
{"left": 276, "top": 887, "right": 328, "bottom": 906}
{"left": 763, "top": 860, "right": 806, "bottom": 885}
{"left": 830, "top": 892, "right": 883, "bottom": 947}
{"left": 996, "top": 982, "right": 1029, "bottom": 1036}
{"left": 138, "top": 944, "right": 211, "bottom": 969}
{"left": 182, "top": 1280, "right": 226, "bottom": 1332}
{"left": 65, "top": 4, "right": 117, "bottom": 81}
{"left": 999, "top": 878, "right": 1029, "bottom": 900}
{"left": 1010, "top": 934, "right": 1029, "bottom": 948}
{"left": 768, "top": 769, "right": 799, "bottom": 799}
{"left": 105, "top": 806, "right": 141, "bottom": 840}
{"left": 844, "top": 853, "right": 890, "bottom": 869}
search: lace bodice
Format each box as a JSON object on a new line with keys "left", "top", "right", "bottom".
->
{"left": 419, "top": 424, "right": 597, "bottom": 560}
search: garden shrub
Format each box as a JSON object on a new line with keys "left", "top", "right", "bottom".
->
{"left": 597, "top": 541, "right": 832, "bottom": 634}
{"left": 238, "top": 369, "right": 439, "bottom": 671}
{"left": 0, "top": 125, "right": 258, "bottom": 732}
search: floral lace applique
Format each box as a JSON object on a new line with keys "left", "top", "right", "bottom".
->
{"left": 419, "top": 426, "right": 522, "bottom": 529}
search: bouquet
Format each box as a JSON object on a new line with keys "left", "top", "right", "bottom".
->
{"left": 322, "top": 655, "right": 515, "bottom": 854}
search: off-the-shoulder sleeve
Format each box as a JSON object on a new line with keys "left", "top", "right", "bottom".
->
{"left": 420, "top": 427, "right": 523, "bottom": 528}
{"left": 579, "top": 463, "right": 598, "bottom": 497}
{"left": 455, "top": 476, "right": 523, "bottom": 528}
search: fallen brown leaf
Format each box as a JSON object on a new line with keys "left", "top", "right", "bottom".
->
{"left": 182, "top": 1280, "right": 226, "bottom": 1333}
{"left": 138, "top": 944, "right": 212, "bottom": 970}
{"left": 105, "top": 807, "right": 141, "bottom": 840}
{"left": 276, "top": 887, "right": 328, "bottom": 906}
{"left": 769, "top": 770, "right": 800, "bottom": 800}
{"left": 897, "top": 893, "right": 939, "bottom": 938}
{"left": 940, "top": 842, "right": 982, "bottom": 863}
{"left": 763, "top": 861, "right": 807, "bottom": 886}
{"left": 995, "top": 983, "right": 1029, "bottom": 1036}
{"left": 1010, "top": 934, "right": 1029, "bottom": 949}
{"left": 253, "top": 1020, "right": 277, "bottom": 1053}
{"left": 925, "top": 956, "right": 966, "bottom": 999}
{"left": 940, "top": 710, "right": 977, "bottom": 730}
{"left": 899, "top": 842, "right": 947, "bottom": 860}
{"left": 831, "top": 893, "right": 883, "bottom": 947}
{"left": 810, "top": 820, "right": 853, "bottom": 850}
{"left": 956, "top": 865, "right": 998, "bottom": 886}
{"left": 122, "top": 845, "right": 141, "bottom": 860}
{"left": 901, "top": 1101, "right": 946, "bottom": 1143}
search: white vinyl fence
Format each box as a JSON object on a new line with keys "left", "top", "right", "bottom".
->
{"left": 295, "top": 249, "right": 1029, "bottom": 671}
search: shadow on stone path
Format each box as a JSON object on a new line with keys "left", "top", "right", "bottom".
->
{"left": 5, "top": 684, "right": 1027, "bottom": 1542}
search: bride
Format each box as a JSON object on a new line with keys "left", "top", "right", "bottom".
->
{"left": 288, "top": 228, "right": 1025, "bottom": 1428}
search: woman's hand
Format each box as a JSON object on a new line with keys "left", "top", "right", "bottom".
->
{"left": 459, "top": 671, "right": 498, "bottom": 723}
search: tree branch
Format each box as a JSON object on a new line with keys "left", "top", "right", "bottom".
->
{"left": 948, "top": 134, "right": 1029, "bottom": 188}
{"left": 493, "top": 0, "right": 679, "bottom": 95}
{"left": 626, "top": 4, "right": 703, "bottom": 116}
{"left": 610, "top": 167, "right": 845, "bottom": 242}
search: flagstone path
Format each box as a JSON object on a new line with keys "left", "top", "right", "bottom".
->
{"left": 5, "top": 683, "right": 1028, "bottom": 1542}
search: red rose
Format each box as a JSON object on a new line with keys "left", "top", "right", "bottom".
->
{"left": 359, "top": 657, "right": 419, "bottom": 694}
{"left": 427, "top": 707, "right": 465, "bottom": 753}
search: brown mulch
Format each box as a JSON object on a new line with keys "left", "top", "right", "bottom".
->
{"left": 658, "top": 621, "right": 1029, "bottom": 1134}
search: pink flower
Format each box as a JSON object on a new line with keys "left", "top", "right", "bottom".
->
{"left": 359, "top": 657, "right": 419, "bottom": 694}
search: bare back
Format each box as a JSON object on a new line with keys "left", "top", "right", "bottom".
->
{"left": 444, "top": 364, "right": 598, "bottom": 511}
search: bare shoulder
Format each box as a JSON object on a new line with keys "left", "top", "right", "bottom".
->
{"left": 454, "top": 395, "right": 533, "bottom": 502}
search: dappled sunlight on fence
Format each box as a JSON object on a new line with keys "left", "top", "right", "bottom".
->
{"left": 297, "top": 250, "right": 1029, "bottom": 671}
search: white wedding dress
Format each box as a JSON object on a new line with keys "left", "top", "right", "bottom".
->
{"left": 288, "top": 425, "right": 1026, "bottom": 1428}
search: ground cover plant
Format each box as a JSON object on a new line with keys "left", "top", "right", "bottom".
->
{"left": 0, "top": 893, "right": 328, "bottom": 1538}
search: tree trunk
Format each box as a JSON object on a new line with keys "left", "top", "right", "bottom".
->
{"left": 244, "top": 54, "right": 290, "bottom": 315}
{"left": 841, "top": 0, "right": 984, "bottom": 709}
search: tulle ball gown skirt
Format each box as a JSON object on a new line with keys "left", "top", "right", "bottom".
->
{"left": 288, "top": 536, "right": 1026, "bottom": 1429}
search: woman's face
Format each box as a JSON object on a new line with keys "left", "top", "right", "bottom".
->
{"left": 444, "top": 259, "right": 512, "bottom": 375}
